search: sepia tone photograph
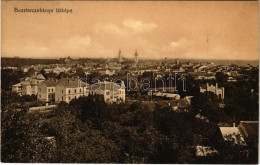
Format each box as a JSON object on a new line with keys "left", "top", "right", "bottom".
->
{"left": 1, "top": 0, "right": 259, "bottom": 164}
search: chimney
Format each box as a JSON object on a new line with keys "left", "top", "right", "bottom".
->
{"left": 233, "top": 123, "right": 236, "bottom": 127}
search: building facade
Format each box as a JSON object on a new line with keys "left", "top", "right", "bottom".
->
{"left": 12, "top": 74, "right": 46, "bottom": 96}
{"left": 55, "top": 78, "right": 89, "bottom": 103}
{"left": 38, "top": 80, "right": 56, "bottom": 102}
{"left": 200, "top": 83, "right": 224, "bottom": 99}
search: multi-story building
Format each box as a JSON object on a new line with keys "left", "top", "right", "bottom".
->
{"left": 55, "top": 78, "right": 89, "bottom": 103}
{"left": 12, "top": 74, "right": 46, "bottom": 96}
{"left": 12, "top": 83, "right": 22, "bottom": 96}
{"left": 55, "top": 78, "right": 125, "bottom": 104}
{"left": 36, "top": 77, "right": 126, "bottom": 104}
{"left": 90, "top": 81, "right": 126, "bottom": 104}
{"left": 38, "top": 80, "right": 56, "bottom": 102}
{"left": 200, "top": 83, "right": 224, "bottom": 99}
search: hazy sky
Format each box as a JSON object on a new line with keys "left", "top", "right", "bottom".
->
{"left": 2, "top": 1, "right": 259, "bottom": 60}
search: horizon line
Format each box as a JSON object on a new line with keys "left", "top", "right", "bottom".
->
{"left": 1, "top": 56, "right": 259, "bottom": 61}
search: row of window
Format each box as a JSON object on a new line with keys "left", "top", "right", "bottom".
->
{"left": 39, "top": 88, "right": 54, "bottom": 92}
{"left": 61, "top": 95, "right": 81, "bottom": 101}
{"left": 62, "top": 88, "right": 84, "bottom": 94}
{"left": 48, "top": 94, "right": 54, "bottom": 98}
{"left": 38, "top": 94, "right": 54, "bottom": 99}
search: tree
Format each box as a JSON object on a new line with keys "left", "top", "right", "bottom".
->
{"left": 1, "top": 104, "right": 56, "bottom": 162}
{"left": 215, "top": 72, "right": 228, "bottom": 84}
{"left": 27, "top": 67, "right": 35, "bottom": 77}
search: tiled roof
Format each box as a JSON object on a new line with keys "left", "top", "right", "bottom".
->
{"left": 57, "top": 78, "right": 88, "bottom": 88}
{"left": 36, "top": 74, "right": 45, "bottom": 80}
{"left": 219, "top": 127, "right": 246, "bottom": 145}
{"left": 41, "top": 80, "right": 57, "bottom": 87}
{"left": 91, "top": 81, "right": 122, "bottom": 91}
{"left": 238, "top": 121, "right": 258, "bottom": 143}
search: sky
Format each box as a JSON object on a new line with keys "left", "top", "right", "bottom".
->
{"left": 1, "top": 1, "right": 259, "bottom": 60}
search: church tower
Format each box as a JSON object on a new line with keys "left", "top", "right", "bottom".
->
{"left": 118, "top": 49, "right": 123, "bottom": 63}
{"left": 134, "top": 50, "right": 138, "bottom": 63}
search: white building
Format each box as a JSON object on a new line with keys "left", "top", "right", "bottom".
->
{"left": 55, "top": 78, "right": 89, "bottom": 103}
{"left": 99, "top": 69, "right": 116, "bottom": 76}
{"left": 200, "top": 83, "right": 224, "bottom": 99}
{"left": 37, "top": 77, "right": 126, "bottom": 104}
{"left": 12, "top": 74, "right": 46, "bottom": 96}
{"left": 90, "top": 81, "right": 126, "bottom": 104}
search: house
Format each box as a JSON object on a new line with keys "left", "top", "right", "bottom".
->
{"left": 200, "top": 83, "right": 224, "bottom": 99}
{"left": 196, "top": 146, "right": 218, "bottom": 157}
{"left": 218, "top": 125, "right": 246, "bottom": 146}
{"left": 153, "top": 92, "right": 181, "bottom": 100}
{"left": 90, "top": 81, "right": 126, "bottom": 104}
{"left": 238, "top": 121, "right": 258, "bottom": 146}
{"left": 12, "top": 83, "right": 22, "bottom": 96}
{"left": 12, "top": 74, "right": 46, "bottom": 96}
{"left": 184, "top": 96, "right": 193, "bottom": 105}
{"left": 38, "top": 80, "right": 57, "bottom": 102}
{"left": 55, "top": 78, "right": 88, "bottom": 103}
{"left": 99, "top": 69, "right": 116, "bottom": 76}
{"left": 108, "top": 61, "right": 122, "bottom": 70}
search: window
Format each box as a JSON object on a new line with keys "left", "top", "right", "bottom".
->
{"left": 39, "top": 88, "right": 41, "bottom": 92}
{"left": 68, "top": 97, "right": 70, "bottom": 100}
{"left": 48, "top": 95, "right": 50, "bottom": 98}
{"left": 75, "top": 96, "right": 76, "bottom": 99}
{"left": 62, "top": 96, "right": 63, "bottom": 101}
{"left": 69, "top": 90, "right": 70, "bottom": 94}
{"left": 75, "top": 89, "right": 77, "bottom": 93}
{"left": 48, "top": 89, "right": 50, "bottom": 92}
{"left": 52, "top": 89, "right": 53, "bottom": 92}
{"left": 62, "top": 90, "right": 63, "bottom": 93}
{"left": 80, "top": 89, "right": 82, "bottom": 93}
{"left": 39, "top": 94, "right": 41, "bottom": 98}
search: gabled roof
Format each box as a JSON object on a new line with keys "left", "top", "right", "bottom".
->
{"left": 238, "top": 121, "right": 258, "bottom": 144}
{"left": 12, "top": 83, "right": 21, "bottom": 87}
{"left": 36, "top": 74, "right": 45, "bottom": 80}
{"left": 219, "top": 127, "right": 246, "bottom": 145}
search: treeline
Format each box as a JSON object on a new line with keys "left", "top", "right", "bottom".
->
{"left": 1, "top": 94, "right": 258, "bottom": 163}
{"left": 1, "top": 58, "right": 64, "bottom": 68}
